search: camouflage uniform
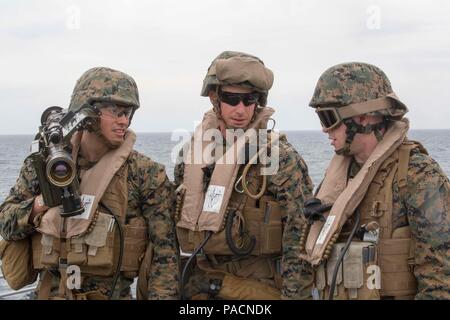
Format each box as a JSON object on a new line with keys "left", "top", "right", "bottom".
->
{"left": 175, "top": 132, "right": 314, "bottom": 300}
{"left": 0, "top": 67, "right": 179, "bottom": 299}
{"left": 174, "top": 51, "right": 314, "bottom": 300}
{"left": 0, "top": 151, "right": 179, "bottom": 299}
{"left": 347, "top": 151, "right": 450, "bottom": 300}
{"left": 307, "top": 62, "right": 450, "bottom": 300}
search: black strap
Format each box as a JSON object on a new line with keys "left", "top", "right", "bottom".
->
{"left": 336, "top": 118, "right": 388, "bottom": 155}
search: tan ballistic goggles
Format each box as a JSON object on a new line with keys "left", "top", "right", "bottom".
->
{"left": 316, "top": 97, "right": 395, "bottom": 130}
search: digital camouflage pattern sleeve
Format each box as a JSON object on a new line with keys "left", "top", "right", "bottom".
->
{"left": 173, "top": 135, "right": 315, "bottom": 299}
{"left": 127, "top": 151, "right": 180, "bottom": 300}
{"left": 173, "top": 143, "right": 187, "bottom": 189}
{"left": 1, "top": 150, "right": 180, "bottom": 300}
{"left": 0, "top": 157, "right": 39, "bottom": 241}
{"left": 267, "top": 136, "right": 314, "bottom": 299}
{"left": 403, "top": 148, "right": 450, "bottom": 300}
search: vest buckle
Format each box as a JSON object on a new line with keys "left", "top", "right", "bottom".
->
{"left": 370, "top": 201, "right": 385, "bottom": 218}
{"left": 58, "top": 258, "right": 68, "bottom": 269}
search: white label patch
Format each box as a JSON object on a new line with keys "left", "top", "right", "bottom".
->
{"left": 71, "top": 194, "right": 95, "bottom": 220}
{"left": 202, "top": 185, "right": 225, "bottom": 213}
{"left": 316, "top": 215, "right": 336, "bottom": 245}
{"left": 30, "top": 140, "right": 40, "bottom": 154}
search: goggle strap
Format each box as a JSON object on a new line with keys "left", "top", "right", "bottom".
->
{"left": 339, "top": 97, "right": 393, "bottom": 119}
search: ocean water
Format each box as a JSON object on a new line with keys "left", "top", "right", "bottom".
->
{"left": 1, "top": 130, "right": 449, "bottom": 202}
{"left": 0, "top": 130, "right": 449, "bottom": 298}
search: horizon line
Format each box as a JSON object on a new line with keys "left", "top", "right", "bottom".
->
{"left": 1, "top": 128, "right": 450, "bottom": 135}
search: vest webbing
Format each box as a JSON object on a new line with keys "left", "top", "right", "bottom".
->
{"left": 358, "top": 141, "right": 425, "bottom": 297}
{"left": 32, "top": 131, "right": 149, "bottom": 299}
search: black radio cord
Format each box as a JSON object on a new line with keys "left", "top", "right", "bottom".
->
{"left": 180, "top": 231, "right": 213, "bottom": 300}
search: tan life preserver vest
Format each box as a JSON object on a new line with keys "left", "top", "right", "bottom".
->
{"left": 356, "top": 140, "right": 426, "bottom": 298}
{"left": 31, "top": 130, "right": 148, "bottom": 284}
{"left": 302, "top": 119, "right": 423, "bottom": 299}
{"left": 176, "top": 108, "right": 285, "bottom": 257}
{"left": 300, "top": 119, "right": 409, "bottom": 265}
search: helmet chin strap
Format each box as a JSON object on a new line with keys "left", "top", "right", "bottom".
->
{"left": 88, "top": 118, "right": 121, "bottom": 150}
{"left": 335, "top": 119, "right": 355, "bottom": 156}
{"left": 335, "top": 118, "right": 388, "bottom": 156}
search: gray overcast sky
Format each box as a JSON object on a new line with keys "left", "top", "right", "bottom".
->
{"left": 1, "top": 0, "right": 450, "bottom": 134}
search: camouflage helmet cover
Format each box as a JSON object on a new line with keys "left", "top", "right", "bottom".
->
{"left": 201, "top": 51, "right": 274, "bottom": 106}
{"left": 69, "top": 67, "right": 140, "bottom": 113}
{"left": 309, "top": 62, "right": 408, "bottom": 119}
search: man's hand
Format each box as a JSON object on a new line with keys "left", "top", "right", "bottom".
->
{"left": 29, "top": 194, "right": 49, "bottom": 224}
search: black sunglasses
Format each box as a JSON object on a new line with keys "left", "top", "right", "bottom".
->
{"left": 218, "top": 90, "right": 260, "bottom": 107}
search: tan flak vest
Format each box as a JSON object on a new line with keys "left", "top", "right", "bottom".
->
{"left": 301, "top": 119, "right": 421, "bottom": 299}
{"left": 176, "top": 108, "right": 285, "bottom": 258}
{"left": 30, "top": 130, "right": 149, "bottom": 299}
